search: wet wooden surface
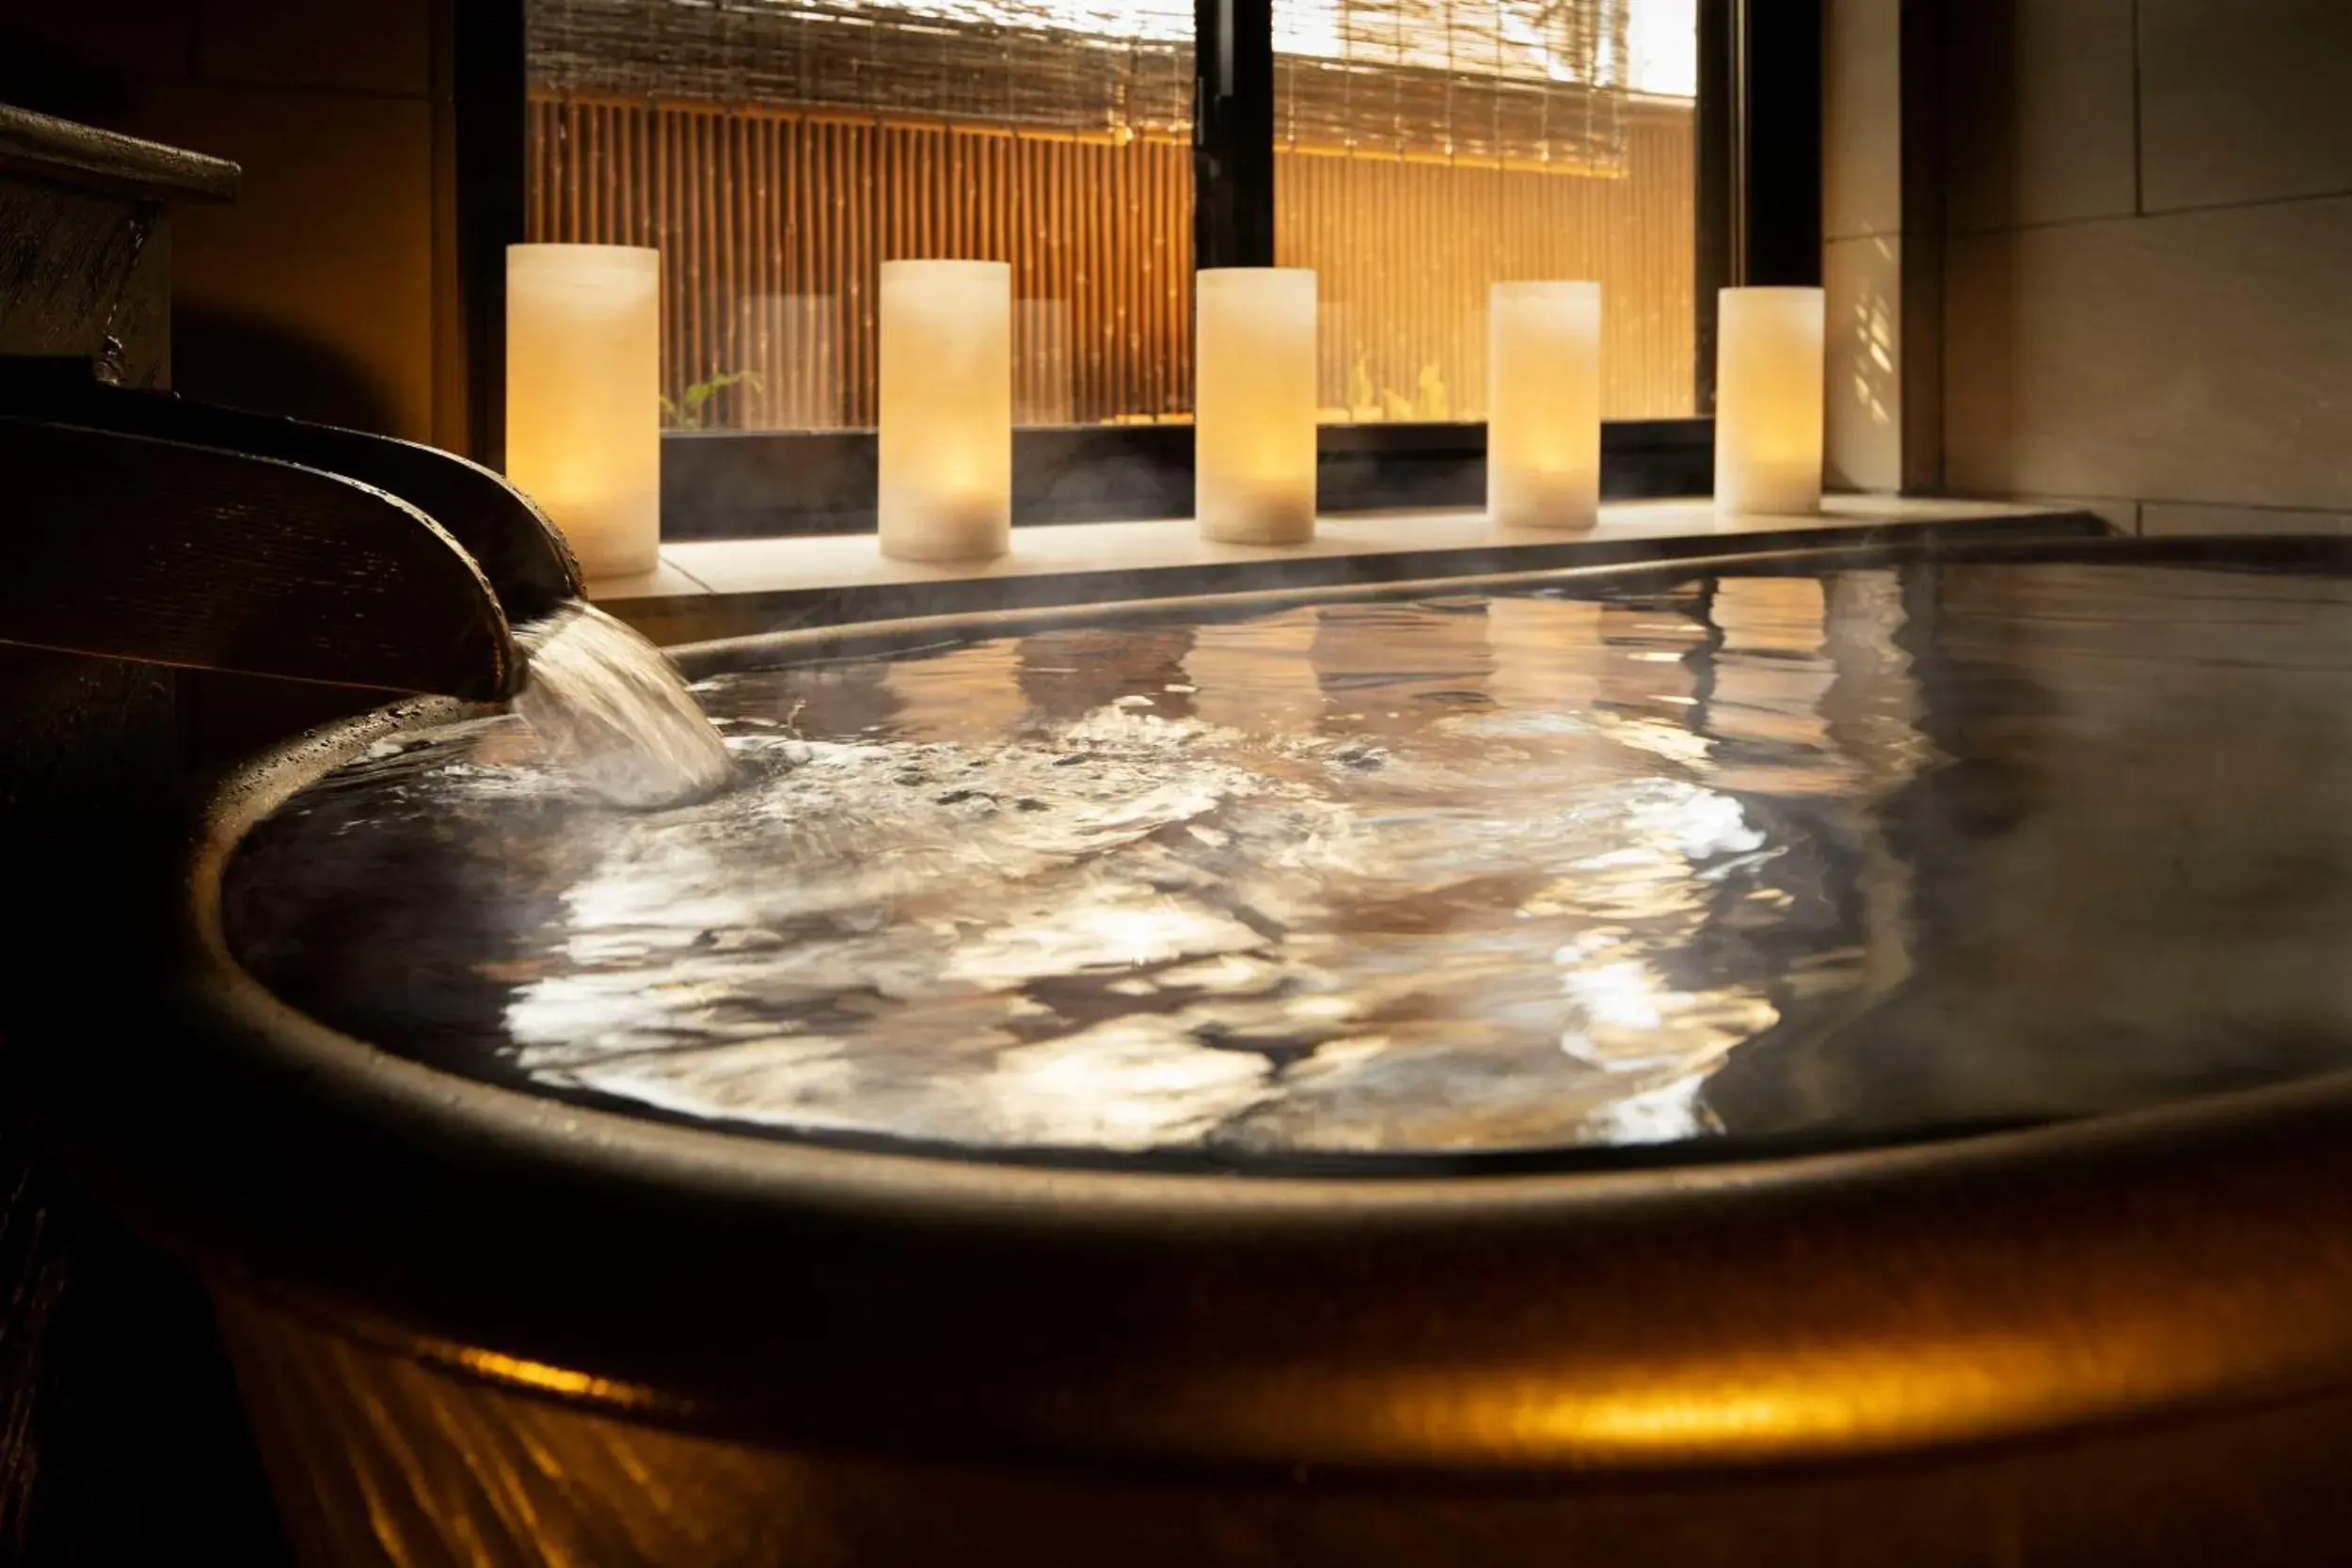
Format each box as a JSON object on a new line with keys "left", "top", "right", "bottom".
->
{"left": 0, "top": 104, "right": 239, "bottom": 206}
{"left": 0, "top": 107, "right": 289, "bottom": 1565}
{"left": 0, "top": 418, "right": 521, "bottom": 701}
{"left": 0, "top": 178, "right": 165, "bottom": 386}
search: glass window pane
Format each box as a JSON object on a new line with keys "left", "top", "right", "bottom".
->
{"left": 1273, "top": 0, "right": 1698, "bottom": 422}
{"left": 526, "top": 1, "right": 1195, "bottom": 431}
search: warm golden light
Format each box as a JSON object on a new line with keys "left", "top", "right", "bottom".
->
{"left": 880, "top": 259, "right": 1013, "bottom": 562}
{"left": 1186, "top": 613, "right": 1326, "bottom": 732}
{"left": 506, "top": 244, "right": 662, "bottom": 578}
{"left": 1714, "top": 286, "right": 1825, "bottom": 515}
{"left": 1487, "top": 280, "right": 1603, "bottom": 531}
{"left": 1196, "top": 267, "right": 1319, "bottom": 545}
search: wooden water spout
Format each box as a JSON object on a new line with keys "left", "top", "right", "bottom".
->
{"left": 0, "top": 363, "right": 582, "bottom": 703}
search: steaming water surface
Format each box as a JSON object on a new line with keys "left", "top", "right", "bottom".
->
{"left": 224, "top": 560, "right": 2352, "bottom": 1165}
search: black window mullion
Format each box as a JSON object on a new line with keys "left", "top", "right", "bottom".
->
{"left": 1735, "top": 0, "right": 1823, "bottom": 288}
{"left": 1193, "top": 0, "right": 1279, "bottom": 269}
{"left": 1695, "top": 0, "right": 1736, "bottom": 412}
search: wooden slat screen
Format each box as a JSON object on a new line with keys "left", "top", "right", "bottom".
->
{"left": 1279, "top": 117, "right": 1694, "bottom": 421}
{"left": 527, "top": 95, "right": 1694, "bottom": 431}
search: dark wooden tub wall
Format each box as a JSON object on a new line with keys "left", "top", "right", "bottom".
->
{"left": 0, "top": 105, "right": 296, "bottom": 1566}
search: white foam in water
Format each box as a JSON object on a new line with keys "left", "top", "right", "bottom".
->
{"left": 512, "top": 601, "right": 736, "bottom": 809}
{"left": 224, "top": 563, "right": 2352, "bottom": 1164}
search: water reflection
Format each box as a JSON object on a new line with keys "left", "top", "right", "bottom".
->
{"left": 1185, "top": 614, "right": 1325, "bottom": 734}
{"left": 1018, "top": 626, "right": 1199, "bottom": 724}
{"left": 225, "top": 561, "right": 2352, "bottom": 1164}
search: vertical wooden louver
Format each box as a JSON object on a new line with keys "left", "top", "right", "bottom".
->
{"left": 1277, "top": 117, "right": 1694, "bottom": 421}
{"left": 530, "top": 101, "right": 1201, "bottom": 429}
{"left": 525, "top": 1, "right": 1694, "bottom": 432}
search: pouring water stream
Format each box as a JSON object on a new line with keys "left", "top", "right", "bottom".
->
{"left": 511, "top": 601, "right": 736, "bottom": 809}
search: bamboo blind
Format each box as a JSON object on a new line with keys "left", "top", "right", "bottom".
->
{"left": 527, "top": 1, "right": 1640, "bottom": 166}
{"left": 1275, "top": 0, "right": 1629, "bottom": 170}
{"left": 526, "top": 96, "right": 1693, "bottom": 430}
{"left": 529, "top": 0, "right": 1196, "bottom": 139}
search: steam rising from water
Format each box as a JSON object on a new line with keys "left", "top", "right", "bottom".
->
{"left": 227, "top": 562, "right": 2352, "bottom": 1166}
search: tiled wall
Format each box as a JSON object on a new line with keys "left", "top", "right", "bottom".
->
{"left": 1940, "top": 0, "right": 2352, "bottom": 536}
{"left": 0, "top": 0, "right": 462, "bottom": 449}
{"left": 1823, "top": 0, "right": 1906, "bottom": 494}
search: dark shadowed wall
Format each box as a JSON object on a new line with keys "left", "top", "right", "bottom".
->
{"left": 0, "top": 0, "right": 480, "bottom": 451}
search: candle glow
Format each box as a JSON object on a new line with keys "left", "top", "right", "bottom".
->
{"left": 1487, "top": 280, "right": 1603, "bottom": 531}
{"left": 881, "top": 260, "right": 1013, "bottom": 562}
{"left": 1196, "top": 267, "right": 1319, "bottom": 546}
{"left": 1714, "top": 286, "right": 1827, "bottom": 516}
{"left": 506, "top": 244, "right": 662, "bottom": 579}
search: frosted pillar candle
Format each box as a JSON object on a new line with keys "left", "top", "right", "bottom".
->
{"left": 1714, "top": 286, "right": 1826, "bottom": 515}
{"left": 1487, "top": 280, "right": 1602, "bottom": 531}
{"left": 1196, "top": 267, "right": 1318, "bottom": 545}
{"left": 506, "top": 244, "right": 661, "bottom": 578}
{"left": 880, "top": 260, "right": 1011, "bottom": 562}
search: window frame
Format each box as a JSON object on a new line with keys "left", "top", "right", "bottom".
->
{"left": 470, "top": 0, "right": 1820, "bottom": 534}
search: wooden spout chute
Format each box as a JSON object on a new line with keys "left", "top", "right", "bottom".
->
{"left": 0, "top": 417, "right": 525, "bottom": 702}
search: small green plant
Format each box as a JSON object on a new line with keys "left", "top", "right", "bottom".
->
{"left": 662, "top": 369, "right": 764, "bottom": 430}
{"left": 1343, "top": 346, "right": 1453, "bottom": 422}
{"left": 1414, "top": 361, "right": 1450, "bottom": 420}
